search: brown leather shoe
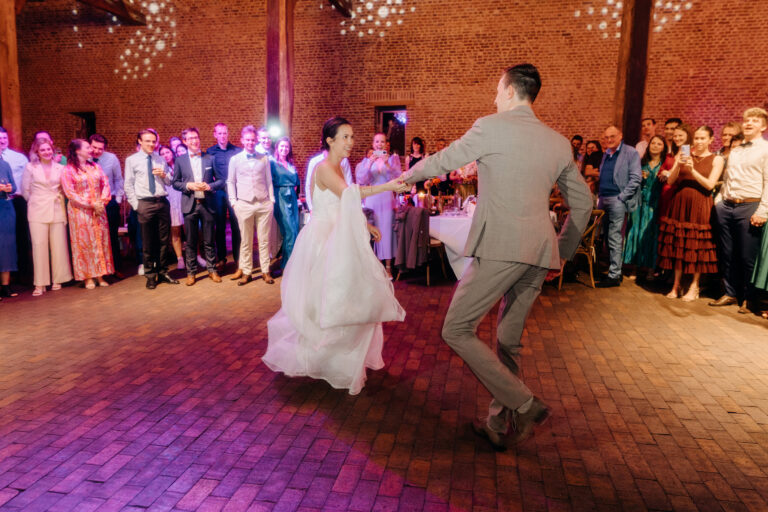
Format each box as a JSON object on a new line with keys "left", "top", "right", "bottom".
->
{"left": 263, "top": 272, "right": 275, "bottom": 284}
{"left": 230, "top": 269, "right": 243, "bottom": 280}
{"left": 509, "top": 397, "right": 550, "bottom": 445}
{"left": 215, "top": 260, "right": 225, "bottom": 272}
{"left": 209, "top": 271, "right": 222, "bottom": 283}
{"left": 237, "top": 274, "right": 252, "bottom": 286}
{"left": 185, "top": 275, "right": 195, "bottom": 286}
{"left": 708, "top": 295, "right": 738, "bottom": 307}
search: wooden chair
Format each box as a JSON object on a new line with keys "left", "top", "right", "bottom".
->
{"left": 426, "top": 237, "right": 448, "bottom": 286}
{"left": 558, "top": 209, "right": 604, "bottom": 290}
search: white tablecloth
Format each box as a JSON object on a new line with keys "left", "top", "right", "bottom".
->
{"left": 429, "top": 214, "right": 473, "bottom": 279}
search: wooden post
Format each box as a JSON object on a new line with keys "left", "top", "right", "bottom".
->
{"left": 0, "top": 0, "right": 22, "bottom": 148}
{"left": 613, "top": 0, "right": 653, "bottom": 145}
{"left": 266, "top": 0, "right": 295, "bottom": 136}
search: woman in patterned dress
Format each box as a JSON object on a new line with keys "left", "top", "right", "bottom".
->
{"left": 60, "top": 139, "right": 114, "bottom": 289}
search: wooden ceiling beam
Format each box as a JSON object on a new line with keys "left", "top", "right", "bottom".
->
{"left": 78, "top": 0, "right": 146, "bottom": 25}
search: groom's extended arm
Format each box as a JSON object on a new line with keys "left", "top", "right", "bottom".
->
{"left": 405, "top": 119, "right": 486, "bottom": 184}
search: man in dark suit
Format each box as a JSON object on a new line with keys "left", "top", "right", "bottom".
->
{"left": 172, "top": 127, "right": 225, "bottom": 285}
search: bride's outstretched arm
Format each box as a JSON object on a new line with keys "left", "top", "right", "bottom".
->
{"left": 316, "top": 161, "right": 409, "bottom": 199}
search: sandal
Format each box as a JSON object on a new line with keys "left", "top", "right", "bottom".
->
{"left": 51, "top": 283, "right": 62, "bottom": 291}
{"left": 0, "top": 285, "right": 18, "bottom": 298}
{"left": 762, "top": 311, "right": 768, "bottom": 320}
{"left": 85, "top": 280, "right": 96, "bottom": 290}
{"left": 32, "top": 287, "right": 45, "bottom": 297}
{"left": 665, "top": 289, "right": 680, "bottom": 299}
{"left": 681, "top": 286, "right": 699, "bottom": 302}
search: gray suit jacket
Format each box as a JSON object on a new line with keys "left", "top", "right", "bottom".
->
{"left": 598, "top": 142, "right": 642, "bottom": 212}
{"left": 406, "top": 105, "right": 592, "bottom": 270}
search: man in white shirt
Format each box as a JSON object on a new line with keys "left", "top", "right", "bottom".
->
{"left": 710, "top": 107, "right": 768, "bottom": 312}
{"left": 635, "top": 117, "right": 657, "bottom": 157}
{"left": 89, "top": 133, "right": 125, "bottom": 278}
{"left": 125, "top": 129, "right": 178, "bottom": 289}
{"left": 172, "top": 127, "right": 224, "bottom": 285}
{"left": 304, "top": 151, "right": 352, "bottom": 211}
{"left": 0, "top": 127, "right": 31, "bottom": 282}
{"left": 228, "top": 125, "right": 275, "bottom": 285}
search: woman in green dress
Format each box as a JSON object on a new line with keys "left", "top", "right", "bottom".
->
{"left": 271, "top": 137, "right": 300, "bottom": 269}
{"left": 751, "top": 230, "right": 768, "bottom": 318}
{"left": 623, "top": 135, "right": 667, "bottom": 279}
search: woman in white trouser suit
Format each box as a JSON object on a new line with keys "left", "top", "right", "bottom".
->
{"left": 22, "top": 138, "right": 73, "bottom": 295}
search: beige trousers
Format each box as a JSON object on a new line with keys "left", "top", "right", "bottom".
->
{"left": 441, "top": 257, "right": 548, "bottom": 434}
{"left": 234, "top": 199, "right": 274, "bottom": 275}
{"left": 29, "top": 222, "right": 73, "bottom": 287}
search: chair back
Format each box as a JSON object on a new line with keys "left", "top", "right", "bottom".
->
{"left": 578, "top": 209, "right": 604, "bottom": 257}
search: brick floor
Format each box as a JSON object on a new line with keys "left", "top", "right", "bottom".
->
{"left": 1, "top": 269, "right": 768, "bottom": 511}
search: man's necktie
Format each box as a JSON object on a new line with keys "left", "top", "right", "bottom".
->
{"left": 93, "top": 157, "right": 99, "bottom": 163}
{"left": 147, "top": 154, "right": 156, "bottom": 195}
{"left": 247, "top": 153, "right": 258, "bottom": 159}
{"left": 189, "top": 152, "right": 201, "bottom": 158}
{"left": 741, "top": 141, "right": 753, "bottom": 148}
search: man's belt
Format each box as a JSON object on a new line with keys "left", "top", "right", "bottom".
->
{"left": 724, "top": 197, "right": 761, "bottom": 204}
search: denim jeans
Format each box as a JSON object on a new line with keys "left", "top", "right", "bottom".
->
{"left": 598, "top": 195, "right": 627, "bottom": 280}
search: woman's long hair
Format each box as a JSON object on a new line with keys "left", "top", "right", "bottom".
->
{"left": 67, "top": 139, "right": 88, "bottom": 172}
{"left": 641, "top": 135, "right": 668, "bottom": 167}
{"left": 275, "top": 136, "right": 294, "bottom": 166}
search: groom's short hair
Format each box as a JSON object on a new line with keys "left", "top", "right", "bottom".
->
{"left": 503, "top": 63, "right": 541, "bottom": 103}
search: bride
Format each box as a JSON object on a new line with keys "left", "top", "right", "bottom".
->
{"left": 263, "top": 117, "right": 410, "bottom": 395}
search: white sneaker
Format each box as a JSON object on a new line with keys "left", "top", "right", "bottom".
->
{"left": 138, "top": 264, "right": 144, "bottom": 276}
{"left": 197, "top": 255, "right": 206, "bottom": 268}
{"left": 177, "top": 257, "right": 185, "bottom": 270}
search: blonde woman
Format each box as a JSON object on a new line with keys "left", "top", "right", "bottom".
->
{"left": 22, "top": 138, "right": 73, "bottom": 295}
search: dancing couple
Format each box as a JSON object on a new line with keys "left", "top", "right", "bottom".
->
{"left": 263, "top": 63, "right": 592, "bottom": 450}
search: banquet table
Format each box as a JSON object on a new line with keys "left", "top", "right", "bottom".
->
{"left": 428, "top": 213, "right": 473, "bottom": 279}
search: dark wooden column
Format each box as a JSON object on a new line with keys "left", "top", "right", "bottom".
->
{"left": 266, "top": 0, "right": 295, "bottom": 135}
{"left": 613, "top": 0, "right": 653, "bottom": 145}
{"left": 0, "top": 0, "right": 22, "bottom": 147}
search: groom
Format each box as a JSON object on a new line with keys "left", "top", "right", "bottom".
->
{"left": 406, "top": 63, "right": 592, "bottom": 449}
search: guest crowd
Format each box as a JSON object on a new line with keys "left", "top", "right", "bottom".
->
{"left": 1, "top": 106, "right": 767, "bottom": 320}
{"left": 0, "top": 123, "right": 469, "bottom": 297}
{"left": 569, "top": 107, "right": 768, "bottom": 318}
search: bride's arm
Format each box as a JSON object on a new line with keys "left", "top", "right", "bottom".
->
{"left": 317, "top": 162, "right": 409, "bottom": 199}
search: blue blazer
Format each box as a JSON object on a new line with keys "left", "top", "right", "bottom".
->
{"left": 599, "top": 142, "right": 642, "bottom": 212}
{"left": 172, "top": 153, "right": 225, "bottom": 215}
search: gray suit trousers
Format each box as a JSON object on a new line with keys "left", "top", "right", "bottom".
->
{"left": 442, "top": 257, "right": 548, "bottom": 431}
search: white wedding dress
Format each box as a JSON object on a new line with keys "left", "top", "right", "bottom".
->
{"left": 263, "top": 182, "right": 406, "bottom": 395}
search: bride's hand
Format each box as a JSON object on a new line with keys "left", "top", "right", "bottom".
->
{"left": 387, "top": 177, "right": 410, "bottom": 194}
{"left": 367, "top": 223, "right": 382, "bottom": 242}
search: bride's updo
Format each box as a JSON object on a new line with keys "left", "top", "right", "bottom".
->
{"left": 321, "top": 116, "right": 351, "bottom": 151}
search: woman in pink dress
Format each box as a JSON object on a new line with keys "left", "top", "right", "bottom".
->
{"left": 61, "top": 139, "right": 114, "bottom": 289}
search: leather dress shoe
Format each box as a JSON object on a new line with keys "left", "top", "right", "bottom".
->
{"left": 237, "top": 274, "right": 252, "bottom": 286}
{"left": 708, "top": 295, "right": 737, "bottom": 307}
{"left": 471, "top": 420, "right": 507, "bottom": 452}
{"left": 113, "top": 271, "right": 125, "bottom": 280}
{"left": 215, "top": 260, "right": 225, "bottom": 272}
{"left": 146, "top": 277, "right": 157, "bottom": 289}
{"left": 596, "top": 276, "right": 621, "bottom": 288}
{"left": 263, "top": 272, "right": 275, "bottom": 284}
{"left": 186, "top": 275, "right": 196, "bottom": 286}
{"left": 230, "top": 269, "right": 243, "bottom": 280}
{"left": 209, "top": 271, "right": 222, "bottom": 283}
{"left": 158, "top": 272, "right": 179, "bottom": 284}
{"left": 510, "top": 397, "right": 551, "bottom": 445}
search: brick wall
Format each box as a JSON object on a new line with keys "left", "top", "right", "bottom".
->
{"left": 14, "top": 0, "right": 768, "bottom": 181}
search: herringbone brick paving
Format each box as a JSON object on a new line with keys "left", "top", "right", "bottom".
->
{"left": 1, "top": 270, "right": 768, "bottom": 511}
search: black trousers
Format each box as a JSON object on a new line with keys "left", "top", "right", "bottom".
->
{"left": 214, "top": 189, "right": 240, "bottom": 264}
{"left": 184, "top": 200, "right": 216, "bottom": 275}
{"left": 714, "top": 200, "right": 762, "bottom": 302}
{"left": 137, "top": 197, "right": 171, "bottom": 279}
{"left": 106, "top": 196, "right": 122, "bottom": 270}
{"left": 12, "top": 196, "right": 32, "bottom": 284}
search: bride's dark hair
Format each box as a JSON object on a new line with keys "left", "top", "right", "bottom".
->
{"left": 321, "top": 116, "right": 351, "bottom": 151}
